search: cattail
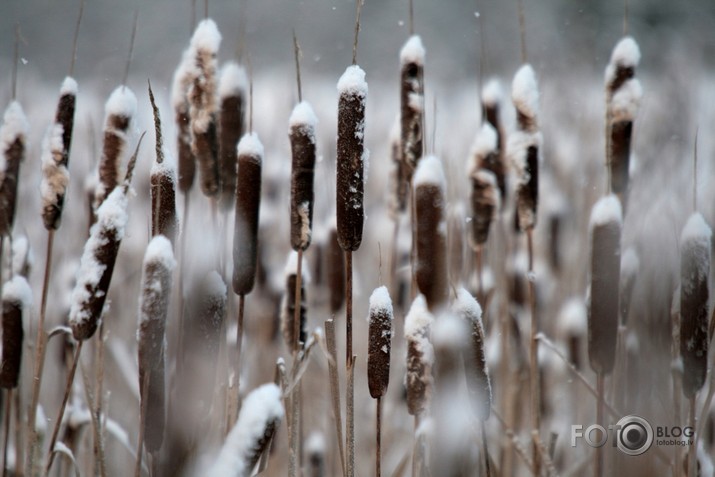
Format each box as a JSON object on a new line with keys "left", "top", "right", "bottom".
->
{"left": 405, "top": 295, "right": 434, "bottom": 416}
{"left": 289, "top": 101, "right": 318, "bottom": 251}
{"left": 55, "top": 77, "right": 77, "bottom": 166}
{"left": 679, "top": 212, "right": 711, "bottom": 398}
{"left": 469, "top": 123, "right": 500, "bottom": 246}
{"left": 305, "top": 432, "right": 326, "bottom": 477}
{"left": 1, "top": 276, "right": 31, "bottom": 388}
{"left": 11, "top": 234, "right": 33, "bottom": 279}
{"left": 367, "top": 286, "right": 393, "bottom": 399}
{"left": 399, "top": 35, "right": 425, "bottom": 183}
{"left": 587, "top": 195, "right": 622, "bottom": 374}
{"left": 326, "top": 225, "right": 345, "bottom": 313}
{"left": 432, "top": 312, "right": 468, "bottom": 388}
{"left": 605, "top": 37, "right": 642, "bottom": 195}
{"left": 481, "top": 79, "right": 506, "bottom": 199}
{"left": 452, "top": 288, "right": 491, "bottom": 421}
{"left": 70, "top": 136, "right": 143, "bottom": 341}
{"left": 619, "top": 247, "right": 639, "bottom": 326}
{"left": 559, "top": 297, "right": 587, "bottom": 371}
{"left": 280, "top": 251, "right": 309, "bottom": 351}
{"left": 336, "top": 65, "right": 368, "bottom": 252}
{"left": 94, "top": 86, "right": 137, "bottom": 209}
{"left": 388, "top": 118, "right": 407, "bottom": 217}
{"left": 232, "top": 132, "right": 263, "bottom": 295}
{"left": 218, "top": 62, "right": 248, "bottom": 209}
{"left": 414, "top": 155, "right": 448, "bottom": 311}
{"left": 509, "top": 64, "right": 541, "bottom": 232}
{"left": 207, "top": 383, "right": 284, "bottom": 477}
{"left": 148, "top": 82, "right": 178, "bottom": 245}
{"left": 172, "top": 49, "right": 196, "bottom": 192}
{"left": 188, "top": 19, "right": 222, "bottom": 197}
{"left": 0, "top": 101, "right": 29, "bottom": 237}
{"left": 137, "top": 235, "right": 176, "bottom": 453}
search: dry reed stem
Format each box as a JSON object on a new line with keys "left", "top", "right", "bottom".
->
{"left": 325, "top": 319, "right": 346, "bottom": 477}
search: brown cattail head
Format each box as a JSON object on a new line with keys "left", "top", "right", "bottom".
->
{"left": 148, "top": 82, "right": 178, "bottom": 245}
{"left": 0, "top": 101, "right": 29, "bottom": 237}
{"left": 481, "top": 79, "right": 505, "bottom": 186}
{"left": 206, "top": 383, "right": 284, "bottom": 477}
{"left": 218, "top": 62, "right": 248, "bottom": 209}
{"left": 326, "top": 225, "right": 346, "bottom": 313}
{"left": 452, "top": 288, "right": 491, "bottom": 421}
{"left": 468, "top": 124, "right": 500, "bottom": 247}
{"left": 388, "top": 118, "right": 408, "bottom": 216}
{"left": 233, "top": 132, "right": 263, "bottom": 295}
{"left": 1, "top": 276, "right": 31, "bottom": 388}
{"left": 185, "top": 270, "right": 227, "bottom": 371}
{"left": 95, "top": 86, "right": 136, "bottom": 209}
{"left": 399, "top": 35, "right": 425, "bottom": 183}
{"left": 172, "top": 49, "right": 196, "bottom": 193}
{"left": 587, "top": 195, "right": 622, "bottom": 375}
{"left": 605, "top": 37, "right": 642, "bottom": 196}
{"left": 336, "top": 65, "right": 367, "bottom": 252}
{"left": 137, "top": 235, "right": 176, "bottom": 453}
{"left": 619, "top": 247, "right": 639, "bottom": 326}
{"left": 41, "top": 124, "right": 70, "bottom": 230}
{"left": 188, "top": 19, "right": 222, "bottom": 197}
{"left": 289, "top": 101, "right": 318, "bottom": 251}
{"left": 405, "top": 295, "right": 434, "bottom": 416}
{"left": 280, "top": 251, "right": 309, "bottom": 352}
{"left": 679, "top": 212, "right": 711, "bottom": 398}
{"left": 55, "top": 77, "right": 77, "bottom": 166}
{"left": 414, "top": 155, "right": 448, "bottom": 311}
{"left": 367, "top": 286, "right": 393, "bottom": 399}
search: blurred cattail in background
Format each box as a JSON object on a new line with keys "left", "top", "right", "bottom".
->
{"left": 558, "top": 297, "right": 587, "bottom": 371}
{"left": 469, "top": 123, "right": 500, "bottom": 247}
{"left": 326, "top": 225, "right": 345, "bottom": 314}
{"left": 1, "top": 275, "right": 31, "bottom": 388}
{"left": 399, "top": 35, "right": 425, "bottom": 195}
{"left": 0, "top": 101, "right": 29, "bottom": 237}
{"left": 405, "top": 295, "right": 434, "bottom": 417}
{"left": 305, "top": 432, "right": 326, "bottom": 477}
{"left": 218, "top": 62, "right": 248, "bottom": 210}
{"left": 281, "top": 251, "right": 309, "bottom": 351}
{"left": 11, "top": 235, "right": 33, "bottom": 279}
{"left": 172, "top": 49, "right": 196, "bottom": 193}
{"left": 619, "top": 247, "right": 639, "bottom": 326}
{"left": 414, "top": 155, "right": 448, "bottom": 311}
{"left": 481, "top": 79, "right": 506, "bottom": 200}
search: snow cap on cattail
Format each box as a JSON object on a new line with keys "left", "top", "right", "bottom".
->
{"left": 0, "top": 101, "right": 29, "bottom": 236}
{"left": 1, "top": 276, "right": 31, "bottom": 388}
{"left": 405, "top": 295, "right": 434, "bottom": 416}
{"left": 289, "top": 101, "right": 318, "bottom": 251}
{"left": 367, "top": 286, "right": 393, "bottom": 399}
{"left": 218, "top": 61, "right": 248, "bottom": 209}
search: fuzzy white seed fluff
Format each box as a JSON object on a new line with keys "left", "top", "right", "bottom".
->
{"left": 511, "top": 64, "right": 539, "bottom": 120}
{"left": 237, "top": 132, "right": 264, "bottom": 159}
{"left": 2, "top": 275, "right": 32, "bottom": 308}
{"left": 105, "top": 86, "right": 137, "bottom": 121}
{"left": 143, "top": 235, "right": 177, "bottom": 272}
{"left": 413, "top": 154, "right": 446, "bottom": 191}
{"left": 609, "top": 78, "right": 642, "bottom": 122}
{"left": 171, "top": 48, "right": 194, "bottom": 110}
{"left": 400, "top": 35, "right": 426, "bottom": 66}
{"left": 219, "top": 61, "right": 248, "bottom": 100}
{"left": 337, "top": 65, "right": 368, "bottom": 97}
{"left": 469, "top": 123, "right": 498, "bottom": 173}
{"left": 405, "top": 295, "right": 434, "bottom": 364}
{"left": 589, "top": 194, "right": 623, "bottom": 229}
{"left": 368, "top": 286, "right": 393, "bottom": 320}
{"left": 558, "top": 297, "right": 587, "bottom": 336}
{"left": 40, "top": 124, "right": 70, "bottom": 211}
{"left": 289, "top": 101, "right": 319, "bottom": 130}
{"left": 190, "top": 18, "right": 222, "bottom": 53}
{"left": 60, "top": 76, "right": 78, "bottom": 96}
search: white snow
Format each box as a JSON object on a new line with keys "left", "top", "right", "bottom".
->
{"left": 40, "top": 124, "right": 70, "bottom": 212}
{"left": 171, "top": 48, "right": 194, "bottom": 110}
{"left": 207, "top": 383, "right": 284, "bottom": 477}
{"left": 2, "top": 275, "right": 32, "bottom": 308}
{"left": 11, "top": 235, "right": 33, "bottom": 277}
{"left": 621, "top": 247, "right": 639, "bottom": 277}
{"left": 190, "top": 18, "right": 222, "bottom": 54}
{"left": 337, "top": 65, "right": 368, "bottom": 97}
{"left": 609, "top": 78, "right": 642, "bottom": 122}
{"left": 680, "top": 212, "right": 711, "bottom": 294}
{"left": 507, "top": 130, "right": 542, "bottom": 181}
{"left": 400, "top": 35, "right": 425, "bottom": 66}
{"left": 204, "top": 270, "right": 227, "bottom": 297}
{"left": 0, "top": 101, "right": 29, "bottom": 169}
{"left": 413, "top": 155, "right": 446, "bottom": 191}
{"left": 558, "top": 297, "right": 587, "bottom": 336}
{"left": 405, "top": 295, "right": 434, "bottom": 364}
{"left": 151, "top": 147, "right": 178, "bottom": 178}
{"left": 470, "top": 122, "right": 497, "bottom": 167}
{"left": 511, "top": 64, "right": 539, "bottom": 121}
{"left": 452, "top": 287, "right": 483, "bottom": 325}
{"left": 610, "top": 37, "right": 641, "bottom": 69}
{"left": 105, "top": 86, "right": 137, "bottom": 121}
{"left": 369, "top": 286, "right": 393, "bottom": 317}
{"left": 284, "top": 250, "right": 311, "bottom": 282}
{"left": 589, "top": 194, "right": 623, "bottom": 229}
{"left": 432, "top": 313, "right": 468, "bottom": 349}
{"left": 237, "top": 132, "right": 264, "bottom": 159}
{"left": 481, "top": 78, "right": 502, "bottom": 107}
{"left": 289, "top": 101, "right": 318, "bottom": 130}
{"left": 219, "top": 61, "right": 248, "bottom": 100}
{"left": 305, "top": 432, "right": 325, "bottom": 455}
{"left": 681, "top": 212, "right": 712, "bottom": 245}
{"left": 60, "top": 76, "right": 78, "bottom": 96}
{"left": 144, "top": 235, "right": 177, "bottom": 271}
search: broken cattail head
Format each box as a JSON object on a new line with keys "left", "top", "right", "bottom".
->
{"left": 218, "top": 61, "right": 248, "bottom": 209}
{"left": 587, "top": 195, "right": 622, "bottom": 375}
{"left": 405, "top": 295, "right": 434, "bottom": 416}
{"left": 289, "top": 101, "right": 318, "bottom": 251}
{"left": 367, "top": 286, "right": 394, "bottom": 399}
{"left": 0, "top": 101, "right": 29, "bottom": 237}
{"left": 336, "top": 64, "right": 368, "bottom": 252}
{"left": 399, "top": 35, "right": 425, "bottom": 182}
{"left": 1, "top": 276, "right": 31, "bottom": 388}
{"left": 280, "top": 251, "right": 309, "bottom": 352}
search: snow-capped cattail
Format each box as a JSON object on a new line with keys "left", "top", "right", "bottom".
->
{"left": 619, "top": 247, "right": 639, "bottom": 326}
{"left": 336, "top": 65, "right": 368, "bottom": 252}
{"left": 399, "top": 35, "right": 425, "bottom": 183}
{"left": 679, "top": 212, "right": 711, "bottom": 398}
{"left": 137, "top": 235, "right": 176, "bottom": 453}
{"left": 481, "top": 79, "right": 506, "bottom": 197}
{"left": 232, "top": 132, "right": 263, "bottom": 295}
{"left": 70, "top": 136, "right": 143, "bottom": 341}
{"left": 289, "top": 101, "right": 318, "bottom": 251}
{"left": 207, "top": 383, "right": 284, "bottom": 477}
{"left": 453, "top": 288, "right": 491, "bottom": 421}
{"left": 0, "top": 101, "right": 29, "bottom": 237}
{"left": 605, "top": 37, "right": 642, "bottom": 196}
{"left": 1, "top": 276, "right": 31, "bottom": 388}
{"left": 367, "top": 286, "right": 393, "bottom": 399}
{"left": 405, "top": 295, "right": 434, "bottom": 416}
{"left": 148, "top": 82, "right": 178, "bottom": 245}
{"left": 281, "top": 251, "right": 308, "bottom": 351}
{"left": 473, "top": 115, "right": 504, "bottom": 203}
{"left": 509, "top": 64, "right": 541, "bottom": 232}
{"left": 172, "top": 49, "right": 196, "bottom": 193}
{"left": 218, "top": 62, "right": 247, "bottom": 209}
{"left": 188, "top": 19, "right": 222, "bottom": 197}
{"left": 305, "top": 432, "right": 326, "bottom": 477}
{"left": 469, "top": 123, "right": 500, "bottom": 246}
{"left": 587, "top": 195, "right": 622, "bottom": 375}
{"left": 414, "top": 155, "right": 448, "bottom": 311}
{"left": 559, "top": 297, "right": 587, "bottom": 371}
{"left": 95, "top": 86, "right": 136, "bottom": 209}
{"left": 326, "top": 225, "right": 345, "bottom": 313}
{"left": 55, "top": 77, "right": 77, "bottom": 167}
{"left": 12, "top": 235, "right": 33, "bottom": 279}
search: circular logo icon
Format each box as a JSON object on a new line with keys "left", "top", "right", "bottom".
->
{"left": 616, "top": 415, "right": 653, "bottom": 456}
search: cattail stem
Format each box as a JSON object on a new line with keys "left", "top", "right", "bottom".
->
{"left": 45, "top": 340, "right": 83, "bottom": 475}
{"left": 688, "top": 397, "right": 696, "bottom": 477}
{"left": 123, "top": 9, "right": 139, "bottom": 86}
{"left": 482, "top": 423, "right": 492, "bottom": 477}
{"left": 293, "top": 250, "right": 304, "bottom": 355}
{"left": 527, "top": 229, "right": 540, "bottom": 476}
{"left": 69, "top": 0, "right": 85, "bottom": 76}
{"left": 134, "top": 370, "right": 149, "bottom": 477}
{"left": 346, "top": 355, "right": 355, "bottom": 477}
{"left": 376, "top": 397, "right": 382, "bottom": 477}
{"left": 325, "top": 319, "right": 346, "bottom": 477}
{"left": 344, "top": 250, "right": 355, "bottom": 477}
{"left": 2, "top": 389, "right": 11, "bottom": 477}
{"left": 595, "top": 373, "right": 604, "bottom": 477}
{"left": 236, "top": 293, "right": 244, "bottom": 390}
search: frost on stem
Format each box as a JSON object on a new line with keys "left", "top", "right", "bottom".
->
{"left": 679, "top": 212, "right": 711, "bottom": 398}
{"left": 219, "top": 61, "right": 248, "bottom": 209}
{"left": 0, "top": 101, "right": 29, "bottom": 237}
{"left": 367, "top": 286, "right": 393, "bottom": 399}
{"left": 41, "top": 123, "right": 70, "bottom": 230}
{"left": 405, "top": 295, "right": 434, "bottom": 416}
{"left": 289, "top": 101, "right": 318, "bottom": 251}
{"left": 336, "top": 64, "right": 367, "bottom": 252}
{"left": 399, "top": 35, "right": 425, "bottom": 185}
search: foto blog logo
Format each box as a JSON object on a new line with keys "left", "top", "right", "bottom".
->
{"left": 571, "top": 415, "right": 654, "bottom": 456}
